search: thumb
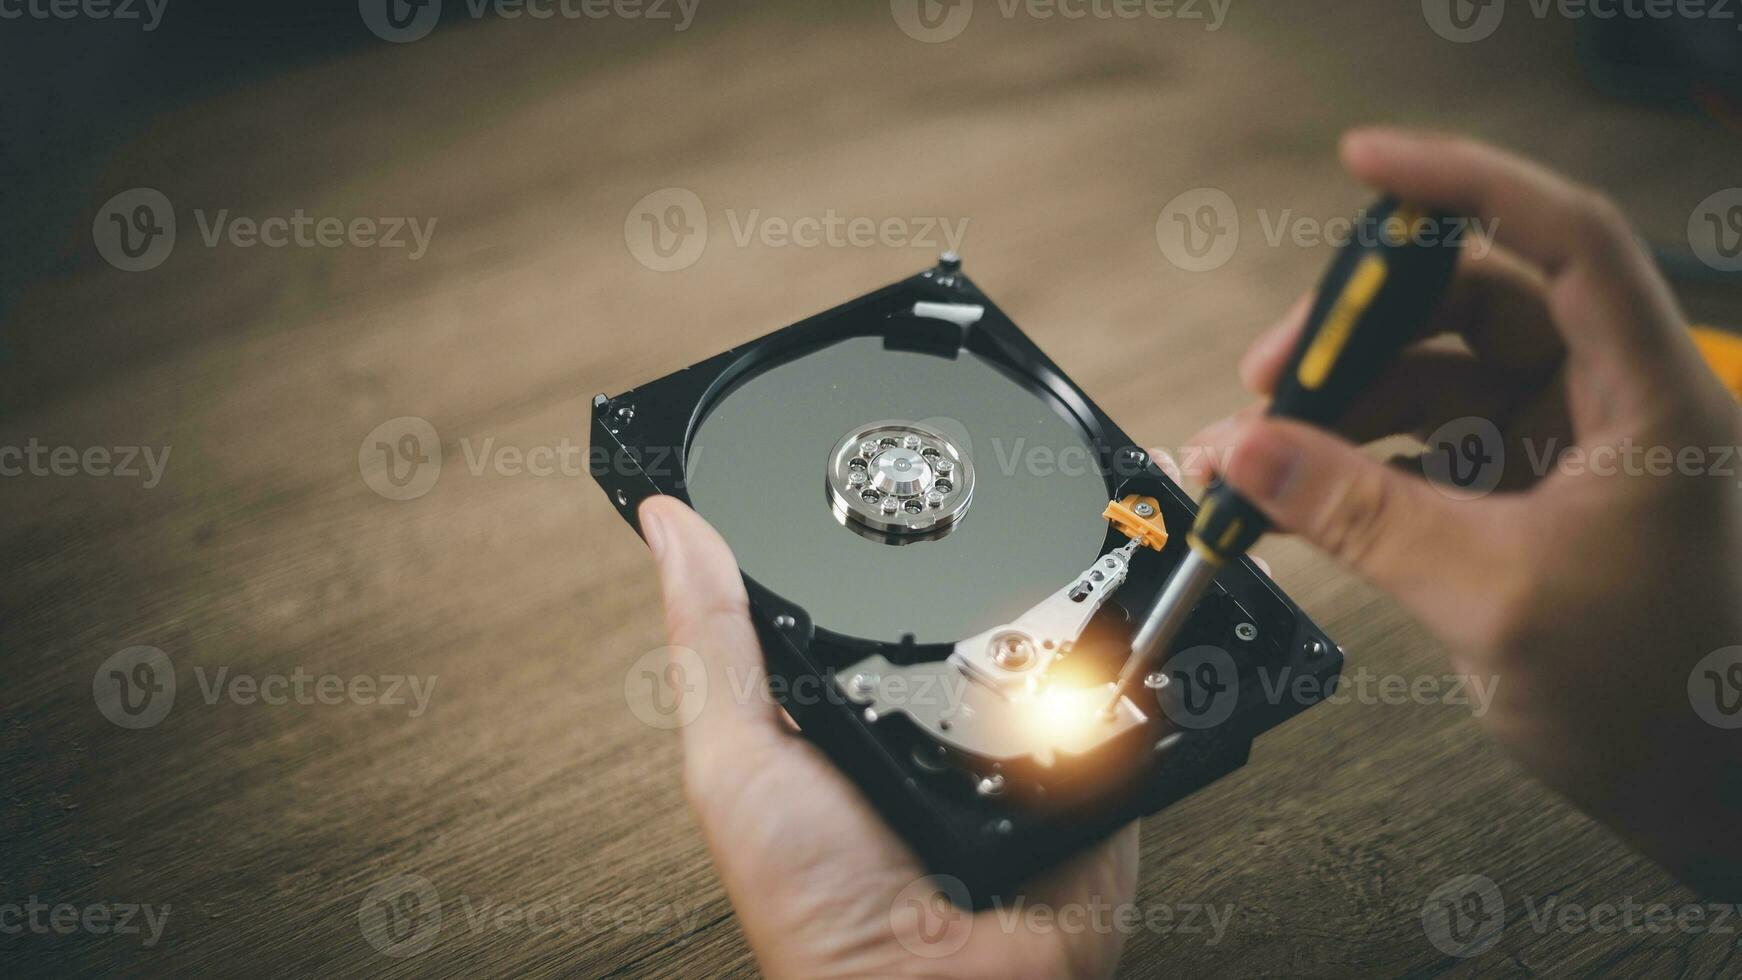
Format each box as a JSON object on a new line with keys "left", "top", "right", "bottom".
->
{"left": 1220, "top": 419, "right": 1511, "bottom": 614}
{"left": 637, "top": 495, "right": 787, "bottom": 769}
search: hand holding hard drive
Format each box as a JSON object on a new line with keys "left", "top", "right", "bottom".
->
{"left": 641, "top": 495, "right": 1139, "bottom": 980}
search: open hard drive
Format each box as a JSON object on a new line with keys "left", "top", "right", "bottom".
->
{"left": 591, "top": 256, "right": 1342, "bottom": 900}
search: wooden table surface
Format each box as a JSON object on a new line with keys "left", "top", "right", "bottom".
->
{"left": 3, "top": 1, "right": 1736, "bottom": 976}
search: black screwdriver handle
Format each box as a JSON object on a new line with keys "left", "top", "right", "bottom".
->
{"left": 1188, "top": 198, "right": 1463, "bottom": 564}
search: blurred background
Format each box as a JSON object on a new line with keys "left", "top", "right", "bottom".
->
{"left": 0, "top": 1, "right": 1737, "bottom": 976}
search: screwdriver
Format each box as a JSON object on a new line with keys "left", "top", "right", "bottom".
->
{"left": 1106, "top": 198, "right": 1463, "bottom": 716}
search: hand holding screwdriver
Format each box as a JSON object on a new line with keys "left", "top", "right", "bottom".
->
{"left": 1110, "top": 197, "right": 1462, "bottom": 713}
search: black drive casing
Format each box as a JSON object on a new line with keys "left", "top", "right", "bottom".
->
{"left": 590, "top": 260, "right": 1343, "bottom": 901}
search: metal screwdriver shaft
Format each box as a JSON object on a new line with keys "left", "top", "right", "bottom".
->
{"left": 1107, "top": 548, "right": 1220, "bottom": 711}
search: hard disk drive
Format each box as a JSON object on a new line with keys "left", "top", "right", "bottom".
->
{"left": 591, "top": 256, "right": 1342, "bottom": 900}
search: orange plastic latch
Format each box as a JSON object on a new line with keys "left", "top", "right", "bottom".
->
{"left": 1103, "top": 495, "right": 1169, "bottom": 551}
{"left": 1692, "top": 325, "right": 1742, "bottom": 402}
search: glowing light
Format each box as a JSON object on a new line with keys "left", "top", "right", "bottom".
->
{"left": 1028, "top": 685, "right": 1102, "bottom": 749}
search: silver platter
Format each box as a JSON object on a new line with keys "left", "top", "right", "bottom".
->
{"left": 686, "top": 336, "right": 1110, "bottom": 643}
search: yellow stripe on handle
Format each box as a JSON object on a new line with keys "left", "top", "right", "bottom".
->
{"left": 1216, "top": 516, "right": 1246, "bottom": 552}
{"left": 1185, "top": 533, "right": 1228, "bottom": 565}
{"left": 1692, "top": 325, "right": 1742, "bottom": 402}
{"left": 1297, "top": 253, "right": 1390, "bottom": 390}
{"left": 1385, "top": 205, "right": 1426, "bottom": 244}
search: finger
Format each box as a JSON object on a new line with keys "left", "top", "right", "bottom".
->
{"left": 639, "top": 496, "right": 788, "bottom": 766}
{"left": 1189, "top": 347, "right": 1522, "bottom": 485}
{"left": 1023, "top": 822, "right": 1139, "bottom": 912}
{"left": 1151, "top": 447, "right": 1184, "bottom": 486}
{"left": 1238, "top": 293, "right": 1312, "bottom": 395}
{"left": 1337, "top": 347, "right": 1519, "bottom": 445}
{"left": 1183, "top": 406, "right": 1261, "bottom": 485}
{"left": 1221, "top": 418, "right": 1522, "bottom": 616}
{"left": 1339, "top": 128, "right": 1684, "bottom": 374}
{"left": 1341, "top": 128, "right": 1611, "bottom": 274}
{"left": 1240, "top": 245, "right": 1558, "bottom": 398}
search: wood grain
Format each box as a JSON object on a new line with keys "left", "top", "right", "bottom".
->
{"left": 2, "top": 1, "right": 1736, "bottom": 976}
